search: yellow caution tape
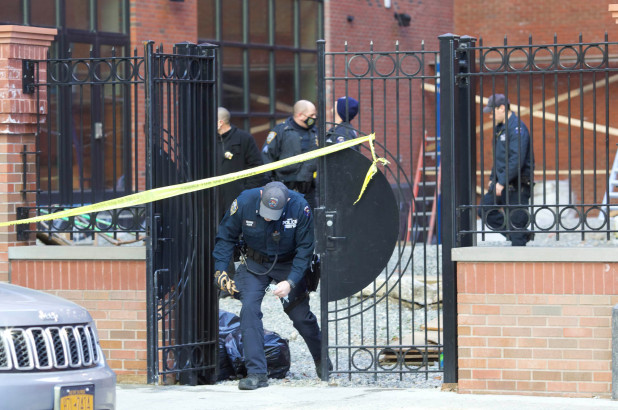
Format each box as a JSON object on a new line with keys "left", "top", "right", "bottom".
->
{"left": 1, "top": 133, "right": 387, "bottom": 227}
{"left": 353, "top": 135, "right": 390, "bottom": 205}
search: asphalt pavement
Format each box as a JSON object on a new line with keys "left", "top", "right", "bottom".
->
{"left": 116, "top": 384, "right": 618, "bottom": 410}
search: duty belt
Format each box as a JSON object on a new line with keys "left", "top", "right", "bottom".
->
{"left": 508, "top": 179, "right": 532, "bottom": 190}
{"left": 245, "top": 247, "right": 295, "bottom": 264}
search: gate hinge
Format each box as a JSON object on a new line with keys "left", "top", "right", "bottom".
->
{"left": 22, "top": 60, "right": 35, "bottom": 94}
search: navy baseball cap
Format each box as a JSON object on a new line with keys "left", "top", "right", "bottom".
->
{"left": 336, "top": 96, "right": 359, "bottom": 122}
{"left": 259, "top": 182, "right": 289, "bottom": 220}
{"left": 483, "top": 94, "right": 509, "bottom": 113}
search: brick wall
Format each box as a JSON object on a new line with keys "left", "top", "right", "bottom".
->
{"left": 0, "top": 26, "right": 56, "bottom": 281}
{"left": 454, "top": 0, "right": 616, "bottom": 45}
{"left": 326, "top": 0, "right": 453, "bottom": 52}
{"left": 453, "top": 247, "right": 616, "bottom": 397}
{"left": 9, "top": 247, "right": 147, "bottom": 383}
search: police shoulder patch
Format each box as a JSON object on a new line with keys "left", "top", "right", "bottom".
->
{"left": 230, "top": 199, "right": 238, "bottom": 215}
{"left": 266, "top": 132, "right": 276, "bottom": 144}
{"left": 303, "top": 205, "right": 311, "bottom": 217}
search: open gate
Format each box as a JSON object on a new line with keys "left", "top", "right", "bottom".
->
{"left": 316, "top": 41, "right": 445, "bottom": 383}
{"left": 26, "top": 41, "right": 220, "bottom": 385}
{"left": 145, "top": 42, "right": 219, "bottom": 385}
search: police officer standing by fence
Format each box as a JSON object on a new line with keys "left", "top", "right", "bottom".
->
{"left": 212, "top": 181, "right": 326, "bottom": 390}
{"left": 261, "top": 100, "right": 318, "bottom": 209}
{"left": 478, "top": 94, "right": 534, "bottom": 246}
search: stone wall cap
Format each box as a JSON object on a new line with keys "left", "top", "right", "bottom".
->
{"left": 0, "top": 25, "right": 57, "bottom": 45}
{"left": 452, "top": 246, "right": 618, "bottom": 262}
{"left": 8, "top": 245, "right": 145, "bottom": 260}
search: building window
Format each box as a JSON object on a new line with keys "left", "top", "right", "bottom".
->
{"left": 2, "top": 0, "right": 131, "bottom": 205}
{"left": 0, "top": 0, "right": 127, "bottom": 33}
{"left": 30, "top": 0, "right": 57, "bottom": 27}
{"left": 65, "top": 0, "right": 90, "bottom": 30}
{"left": 198, "top": 0, "right": 323, "bottom": 144}
{"left": 0, "top": 1, "right": 24, "bottom": 24}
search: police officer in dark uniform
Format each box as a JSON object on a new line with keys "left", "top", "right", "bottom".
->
{"left": 326, "top": 96, "right": 359, "bottom": 146}
{"left": 478, "top": 94, "right": 534, "bottom": 246}
{"left": 261, "top": 100, "right": 318, "bottom": 209}
{"left": 216, "top": 107, "right": 264, "bottom": 218}
{"left": 212, "top": 181, "right": 325, "bottom": 390}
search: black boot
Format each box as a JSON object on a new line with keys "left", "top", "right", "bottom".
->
{"left": 238, "top": 373, "right": 268, "bottom": 390}
{"left": 314, "top": 358, "right": 333, "bottom": 379}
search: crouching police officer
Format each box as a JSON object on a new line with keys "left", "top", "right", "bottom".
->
{"left": 212, "top": 181, "right": 327, "bottom": 390}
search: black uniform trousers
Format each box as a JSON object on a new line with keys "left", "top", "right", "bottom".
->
{"left": 234, "top": 258, "right": 321, "bottom": 375}
{"left": 479, "top": 184, "right": 532, "bottom": 246}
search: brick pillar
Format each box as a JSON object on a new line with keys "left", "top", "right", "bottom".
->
{"left": 0, "top": 25, "right": 57, "bottom": 282}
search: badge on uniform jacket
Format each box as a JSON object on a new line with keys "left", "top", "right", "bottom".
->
{"left": 303, "top": 206, "right": 311, "bottom": 217}
{"left": 230, "top": 199, "right": 238, "bottom": 215}
{"left": 282, "top": 218, "right": 298, "bottom": 229}
{"left": 266, "top": 132, "right": 276, "bottom": 144}
{"left": 224, "top": 151, "right": 233, "bottom": 160}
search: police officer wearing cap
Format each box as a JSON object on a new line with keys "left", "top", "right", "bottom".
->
{"left": 212, "top": 181, "right": 326, "bottom": 390}
{"left": 326, "top": 96, "right": 359, "bottom": 146}
{"left": 479, "top": 94, "right": 534, "bottom": 246}
{"left": 261, "top": 100, "right": 318, "bottom": 209}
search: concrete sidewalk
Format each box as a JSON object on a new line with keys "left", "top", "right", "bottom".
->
{"left": 116, "top": 384, "right": 618, "bottom": 410}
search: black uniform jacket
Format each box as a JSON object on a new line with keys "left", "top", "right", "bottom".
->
{"left": 213, "top": 187, "right": 314, "bottom": 285}
{"left": 217, "top": 126, "right": 265, "bottom": 215}
{"left": 261, "top": 117, "right": 318, "bottom": 183}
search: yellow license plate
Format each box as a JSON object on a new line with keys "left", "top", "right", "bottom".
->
{"left": 54, "top": 384, "right": 94, "bottom": 410}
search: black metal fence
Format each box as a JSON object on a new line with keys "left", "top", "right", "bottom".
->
{"left": 441, "top": 34, "right": 618, "bottom": 246}
{"left": 22, "top": 47, "right": 146, "bottom": 244}
{"left": 439, "top": 33, "right": 618, "bottom": 382}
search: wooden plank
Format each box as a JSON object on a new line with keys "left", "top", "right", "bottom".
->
{"left": 420, "top": 315, "right": 443, "bottom": 332}
{"left": 380, "top": 348, "right": 440, "bottom": 364}
{"left": 379, "top": 332, "right": 443, "bottom": 364}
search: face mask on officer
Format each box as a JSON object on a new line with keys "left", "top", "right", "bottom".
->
{"left": 303, "top": 115, "right": 316, "bottom": 129}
